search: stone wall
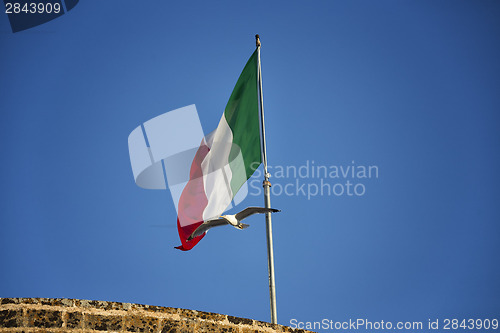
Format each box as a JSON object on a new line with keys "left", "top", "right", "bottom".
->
{"left": 0, "top": 298, "right": 314, "bottom": 333}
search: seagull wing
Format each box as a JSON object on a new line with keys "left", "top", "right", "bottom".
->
{"left": 188, "top": 218, "right": 228, "bottom": 240}
{"left": 235, "top": 207, "right": 281, "bottom": 221}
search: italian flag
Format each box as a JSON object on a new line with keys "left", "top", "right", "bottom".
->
{"left": 175, "top": 50, "right": 262, "bottom": 251}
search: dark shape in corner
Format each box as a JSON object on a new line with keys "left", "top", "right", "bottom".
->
{"left": 64, "top": 0, "right": 78, "bottom": 11}
{"left": 4, "top": 0, "right": 79, "bottom": 33}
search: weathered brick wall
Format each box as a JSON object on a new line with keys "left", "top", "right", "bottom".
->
{"left": 0, "top": 298, "right": 313, "bottom": 333}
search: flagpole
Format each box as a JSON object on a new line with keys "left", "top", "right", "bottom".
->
{"left": 255, "top": 34, "right": 278, "bottom": 325}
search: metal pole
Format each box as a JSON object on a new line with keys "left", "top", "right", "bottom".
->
{"left": 256, "top": 34, "right": 277, "bottom": 325}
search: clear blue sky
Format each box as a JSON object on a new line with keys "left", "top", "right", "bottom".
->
{"left": 1, "top": 1, "right": 499, "bottom": 331}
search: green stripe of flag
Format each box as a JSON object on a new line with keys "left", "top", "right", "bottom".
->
{"left": 224, "top": 50, "right": 262, "bottom": 195}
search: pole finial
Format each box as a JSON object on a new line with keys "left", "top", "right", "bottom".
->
{"left": 255, "top": 34, "right": 261, "bottom": 48}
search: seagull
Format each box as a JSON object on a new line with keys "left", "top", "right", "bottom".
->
{"left": 187, "top": 207, "right": 280, "bottom": 240}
